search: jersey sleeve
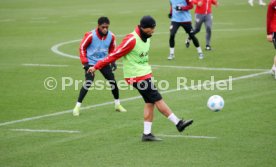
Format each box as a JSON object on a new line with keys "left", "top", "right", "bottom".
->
{"left": 267, "top": 3, "right": 275, "bottom": 34}
{"left": 94, "top": 34, "right": 136, "bottom": 70}
{"left": 79, "top": 32, "right": 92, "bottom": 65}
{"left": 109, "top": 33, "right": 116, "bottom": 54}
{"left": 181, "top": 0, "right": 193, "bottom": 11}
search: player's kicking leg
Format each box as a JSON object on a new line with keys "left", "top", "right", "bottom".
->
{"left": 133, "top": 79, "right": 193, "bottom": 142}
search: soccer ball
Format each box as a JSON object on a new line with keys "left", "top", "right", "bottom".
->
{"left": 207, "top": 95, "right": 224, "bottom": 112}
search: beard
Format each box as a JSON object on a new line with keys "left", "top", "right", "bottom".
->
{"left": 139, "top": 26, "right": 152, "bottom": 42}
{"left": 98, "top": 28, "right": 108, "bottom": 37}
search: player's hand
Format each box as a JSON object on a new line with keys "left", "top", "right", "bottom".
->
{"left": 267, "top": 34, "right": 273, "bottom": 42}
{"left": 168, "top": 13, "right": 172, "bottom": 19}
{"left": 175, "top": 5, "right": 182, "bottom": 11}
{"left": 87, "top": 67, "right": 96, "bottom": 74}
{"left": 110, "top": 62, "right": 117, "bottom": 71}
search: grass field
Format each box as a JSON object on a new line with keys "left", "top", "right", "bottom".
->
{"left": 0, "top": 0, "right": 276, "bottom": 166}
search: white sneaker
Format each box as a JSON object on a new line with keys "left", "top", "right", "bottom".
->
{"left": 198, "top": 53, "right": 204, "bottom": 60}
{"left": 248, "top": 0, "right": 254, "bottom": 6}
{"left": 168, "top": 54, "right": 175, "bottom": 60}
{"left": 73, "top": 106, "right": 80, "bottom": 116}
{"left": 259, "top": 2, "right": 266, "bottom": 6}
{"left": 271, "top": 67, "right": 276, "bottom": 79}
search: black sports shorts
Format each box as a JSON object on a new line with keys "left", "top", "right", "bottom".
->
{"left": 132, "top": 78, "right": 162, "bottom": 104}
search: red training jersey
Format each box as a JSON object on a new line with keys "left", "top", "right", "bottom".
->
{"left": 79, "top": 29, "right": 116, "bottom": 65}
{"left": 267, "top": 0, "right": 276, "bottom": 35}
{"left": 193, "top": 0, "right": 217, "bottom": 14}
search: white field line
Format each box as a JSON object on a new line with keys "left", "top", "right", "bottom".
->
{"left": 31, "top": 17, "right": 48, "bottom": 20}
{"left": 116, "top": 64, "right": 267, "bottom": 71}
{"left": 22, "top": 63, "right": 267, "bottom": 72}
{"left": 157, "top": 134, "right": 217, "bottom": 139}
{"left": 22, "top": 64, "right": 68, "bottom": 67}
{"left": 0, "top": 71, "right": 269, "bottom": 127}
{"left": 11, "top": 129, "right": 80, "bottom": 133}
{"left": 149, "top": 64, "right": 267, "bottom": 72}
{"left": 0, "top": 19, "right": 15, "bottom": 22}
{"left": 51, "top": 39, "right": 81, "bottom": 59}
{"left": 159, "top": 71, "right": 269, "bottom": 94}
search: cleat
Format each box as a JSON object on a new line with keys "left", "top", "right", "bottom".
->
{"left": 259, "top": 2, "right": 266, "bottom": 6}
{"left": 168, "top": 54, "right": 175, "bottom": 60}
{"left": 142, "top": 133, "right": 162, "bottom": 142}
{"left": 248, "top": 0, "right": 253, "bottom": 6}
{"left": 185, "top": 38, "right": 190, "bottom": 48}
{"left": 73, "top": 106, "right": 80, "bottom": 116}
{"left": 271, "top": 68, "right": 276, "bottom": 79}
{"left": 176, "top": 119, "right": 193, "bottom": 132}
{"left": 115, "top": 104, "right": 127, "bottom": 112}
{"left": 205, "top": 45, "right": 212, "bottom": 51}
{"left": 199, "top": 53, "right": 204, "bottom": 59}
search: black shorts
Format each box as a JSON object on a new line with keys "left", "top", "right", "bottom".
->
{"left": 132, "top": 78, "right": 162, "bottom": 104}
{"left": 85, "top": 65, "right": 115, "bottom": 82}
{"left": 170, "top": 21, "right": 194, "bottom": 36}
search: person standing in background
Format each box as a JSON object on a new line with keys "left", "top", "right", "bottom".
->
{"left": 73, "top": 16, "right": 127, "bottom": 116}
{"left": 266, "top": 0, "right": 276, "bottom": 78}
{"left": 185, "top": 0, "right": 218, "bottom": 51}
{"left": 168, "top": 0, "right": 204, "bottom": 60}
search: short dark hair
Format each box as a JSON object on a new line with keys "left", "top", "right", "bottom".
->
{"left": 98, "top": 16, "right": 110, "bottom": 25}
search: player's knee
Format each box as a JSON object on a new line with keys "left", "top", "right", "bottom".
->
{"left": 83, "top": 80, "right": 93, "bottom": 89}
{"left": 194, "top": 28, "right": 200, "bottom": 34}
{"left": 206, "top": 27, "right": 211, "bottom": 33}
{"left": 189, "top": 33, "right": 196, "bottom": 40}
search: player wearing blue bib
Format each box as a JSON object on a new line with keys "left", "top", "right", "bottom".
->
{"left": 168, "top": 0, "right": 204, "bottom": 60}
{"left": 73, "top": 17, "right": 127, "bottom": 116}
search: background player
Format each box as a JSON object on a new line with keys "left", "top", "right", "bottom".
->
{"left": 267, "top": 0, "right": 276, "bottom": 78}
{"left": 168, "top": 0, "right": 204, "bottom": 60}
{"left": 185, "top": 0, "right": 218, "bottom": 51}
{"left": 73, "top": 16, "right": 127, "bottom": 116}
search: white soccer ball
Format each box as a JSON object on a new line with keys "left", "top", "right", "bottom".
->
{"left": 207, "top": 95, "right": 224, "bottom": 112}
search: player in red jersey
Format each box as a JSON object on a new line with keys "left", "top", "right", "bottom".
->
{"left": 186, "top": 0, "right": 218, "bottom": 51}
{"left": 88, "top": 16, "right": 193, "bottom": 141}
{"left": 73, "top": 17, "right": 127, "bottom": 116}
{"left": 267, "top": 0, "right": 276, "bottom": 77}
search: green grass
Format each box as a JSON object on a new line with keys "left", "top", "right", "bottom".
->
{"left": 0, "top": 0, "right": 276, "bottom": 166}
